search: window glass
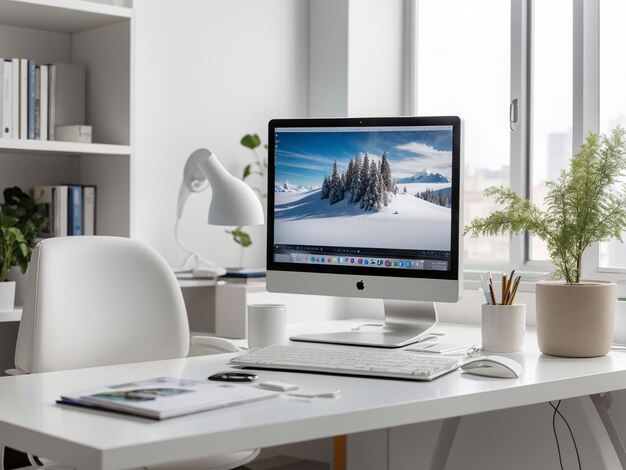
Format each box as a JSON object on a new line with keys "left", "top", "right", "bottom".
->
{"left": 416, "top": 0, "right": 511, "bottom": 263}
{"left": 529, "top": 0, "right": 573, "bottom": 261}
{"left": 599, "top": 0, "right": 626, "bottom": 268}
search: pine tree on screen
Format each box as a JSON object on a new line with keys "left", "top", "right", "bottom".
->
{"left": 329, "top": 161, "right": 343, "bottom": 205}
{"left": 320, "top": 175, "right": 330, "bottom": 199}
{"left": 359, "top": 154, "right": 370, "bottom": 208}
{"left": 350, "top": 155, "right": 362, "bottom": 203}
{"left": 381, "top": 152, "right": 393, "bottom": 192}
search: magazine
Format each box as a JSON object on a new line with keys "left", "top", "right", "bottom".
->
{"left": 59, "top": 377, "right": 278, "bottom": 419}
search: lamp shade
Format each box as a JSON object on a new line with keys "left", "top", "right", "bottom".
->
{"left": 194, "top": 150, "right": 264, "bottom": 226}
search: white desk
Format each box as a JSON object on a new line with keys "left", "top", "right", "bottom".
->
{"left": 0, "top": 321, "right": 625, "bottom": 470}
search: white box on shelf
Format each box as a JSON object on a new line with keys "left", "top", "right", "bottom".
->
{"left": 215, "top": 281, "right": 268, "bottom": 339}
{"left": 55, "top": 125, "right": 92, "bottom": 143}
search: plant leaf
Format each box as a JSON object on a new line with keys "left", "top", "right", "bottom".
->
{"left": 241, "top": 134, "right": 261, "bottom": 149}
{"left": 242, "top": 164, "right": 252, "bottom": 180}
{"left": 225, "top": 227, "right": 252, "bottom": 248}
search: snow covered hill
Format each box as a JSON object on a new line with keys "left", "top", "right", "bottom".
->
{"left": 399, "top": 182, "right": 451, "bottom": 196}
{"left": 396, "top": 169, "right": 449, "bottom": 184}
{"left": 275, "top": 181, "right": 319, "bottom": 192}
{"left": 274, "top": 188, "right": 451, "bottom": 251}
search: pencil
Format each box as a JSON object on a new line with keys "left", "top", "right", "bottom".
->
{"left": 488, "top": 281, "right": 497, "bottom": 305}
{"left": 507, "top": 270, "right": 515, "bottom": 301}
{"left": 479, "top": 275, "right": 491, "bottom": 304}
{"left": 501, "top": 273, "right": 506, "bottom": 305}
{"left": 508, "top": 275, "right": 522, "bottom": 305}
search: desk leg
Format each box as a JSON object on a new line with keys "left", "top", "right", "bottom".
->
{"left": 428, "top": 417, "right": 461, "bottom": 470}
{"left": 579, "top": 394, "right": 626, "bottom": 469}
{"left": 333, "top": 435, "right": 347, "bottom": 470}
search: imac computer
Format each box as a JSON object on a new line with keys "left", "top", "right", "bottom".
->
{"left": 266, "top": 116, "right": 463, "bottom": 348}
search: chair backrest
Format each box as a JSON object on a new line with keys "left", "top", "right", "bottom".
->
{"left": 15, "top": 236, "right": 190, "bottom": 373}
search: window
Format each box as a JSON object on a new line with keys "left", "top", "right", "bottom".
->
{"left": 529, "top": 0, "right": 573, "bottom": 262}
{"left": 415, "top": 0, "right": 511, "bottom": 264}
{"left": 413, "top": 0, "right": 618, "bottom": 280}
{"left": 599, "top": 0, "right": 626, "bottom": 270}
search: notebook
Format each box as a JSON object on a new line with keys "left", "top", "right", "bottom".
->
{"left": 59, "top": 377, "right": 278, "bottom": 419}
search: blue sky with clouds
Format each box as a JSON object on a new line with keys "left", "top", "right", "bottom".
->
{"left": 274, "top": 129, "right": 453, "bottom": 188}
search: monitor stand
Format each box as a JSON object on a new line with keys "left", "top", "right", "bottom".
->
{"left": 290, "top": 300, "right": 438, "bottom": 348}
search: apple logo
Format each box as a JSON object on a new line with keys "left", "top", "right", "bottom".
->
{"left": 356, "top": 280, "right": 365, "bottom": 290}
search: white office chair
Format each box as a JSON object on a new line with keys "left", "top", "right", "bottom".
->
{"left": 4, "top": 236, "right": 258, "bottom": 470}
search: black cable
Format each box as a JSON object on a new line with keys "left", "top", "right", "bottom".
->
{"left": 552, "top": 400, "right": 564, "bottom": 470}
{"left": 552, "top": 401, "right": 582, "bottom": 470}
{"left": 549, "top": 400, "right": 582, "bottom": 470}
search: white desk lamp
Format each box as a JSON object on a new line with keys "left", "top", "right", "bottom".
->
{"left": 175, "top": 148, "right": 264, "bottom": 278}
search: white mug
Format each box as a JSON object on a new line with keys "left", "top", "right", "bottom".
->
{"left": 481, "top": 304, "right": 526, "bottom": 353}
{"left": 247, "top": 304, "right": 287, "bottom": 348}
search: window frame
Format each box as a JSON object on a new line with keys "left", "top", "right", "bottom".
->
{"left": 410, "top": 0, "right": 615, "bottom": 289}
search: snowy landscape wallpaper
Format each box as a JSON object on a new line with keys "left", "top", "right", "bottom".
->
{"left": 273, "top": 129, "right": 453, "bottom": 251}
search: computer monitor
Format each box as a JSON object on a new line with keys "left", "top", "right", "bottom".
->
{"left": 266, "top": 116, "right": 463, "bottom": 348}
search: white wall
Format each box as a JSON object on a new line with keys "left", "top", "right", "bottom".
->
{"left": 133, "top": 0, "right": 309, "bottom": 269}
{"left": 347, "top": 0, "right": 405, "bottom": 117}
{"left": 308, "top": 0, "right": 405, "bottom": 118}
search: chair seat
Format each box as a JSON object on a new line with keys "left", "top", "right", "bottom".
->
{"left": 145, "top": 449, "right": 260, "bottom": 470}
{"left": 17, "top": 449, "right": 260, "bottom": 470}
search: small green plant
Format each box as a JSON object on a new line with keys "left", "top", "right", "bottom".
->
{"left": 0, "top": 187, "right": 48, "bottom": 282}
{"left": 225, "top": 134, "right": 267, "bottom": 253}
{"left": 465, "top": 128, "right": 626, "bottom": 284}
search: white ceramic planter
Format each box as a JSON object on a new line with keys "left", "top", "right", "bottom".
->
{"left": 0, "top": 281, "right": 16, "bottom": 311}
{"left": 536, "top": 280, "right": 616, "bottom": 357}
{"left": 7, "top": 265, "right": 27, "bottom": 306}
{"left": 481, "top": 304, "right": 526, "bottom": 353}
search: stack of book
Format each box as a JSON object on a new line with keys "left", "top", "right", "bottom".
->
{"left": 0, "top": 59, "right": 85, "bottom": 141}
{"left": 33, "top": 185, "right": 96, "bottom": 237}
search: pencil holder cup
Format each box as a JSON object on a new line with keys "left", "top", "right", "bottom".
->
{"left": 481, "top": 304, "right": 526, "bottom": 353}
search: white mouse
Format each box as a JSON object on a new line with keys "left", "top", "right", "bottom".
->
{"left": 461, "top": 355, "right": 523, "bottom": 379}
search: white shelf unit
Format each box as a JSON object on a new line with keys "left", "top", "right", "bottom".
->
{"left": 0, "top": 0, "right": 133, "bottom": 237}
{"left": 0, "top": 307, "right": 21, "bottom": 322}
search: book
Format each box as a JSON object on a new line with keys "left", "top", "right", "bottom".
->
{"left": 27, "top": 59, "right": 35, "bottom": 139}
{"left": 58, "top": 377, "right": 278, "bottom": 420}
{"left": 19, "top": 59, "right": 27, "bottom": 139}
{"left": 2, "top": 60, "right": 12, "bottom": 138}
{"left": 67, "top": 185, "right": 82, "bottom": 235}
{"left": 39, "top": 64, "right": 48, "bottom": 141}
{"left": 223, "top": 268, "right": 266, "bottom": 279}
{"left": 34, "top": 66, "right": 40, "bottom": 139}
{"left": 11, "top": 59, "right": 18, "bottom": 139}
{"left": 53, "top": 186, "right": 68, "bottom": 237}
{"left": 56, "top": 125, "right": 92, "bottom": 143}
{"left": 82, "top": 185, "right": 96, "bottom": 235}
{"left": 49, "top": 63, "right": 86, "bottom": 141}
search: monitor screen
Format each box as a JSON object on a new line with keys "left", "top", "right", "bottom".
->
{"left": 267, "top": 116, "right": 461, "bottom": 282}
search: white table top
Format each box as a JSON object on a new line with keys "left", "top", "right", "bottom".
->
{"left": 1, "top": 321, "right": 625, "bottom": 470}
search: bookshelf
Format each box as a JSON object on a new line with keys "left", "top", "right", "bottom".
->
{"left": 0, "top": 0, "right": 133, "bottom": 237}
{"left": 0, "top": 138, "right": 130, "bottom": 156}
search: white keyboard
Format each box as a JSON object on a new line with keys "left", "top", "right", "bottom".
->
{"left": 230, "top": 344, "right": 460, "bottom": 381}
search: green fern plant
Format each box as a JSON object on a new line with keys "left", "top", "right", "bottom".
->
{"left": 465, "top": 128, "right": 626, "bottom": 284}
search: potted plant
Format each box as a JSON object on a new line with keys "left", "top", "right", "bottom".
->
{"left": 0, "top": 187, "right": 47, "bottom": 310}
{"left": 465, "top": 128, "right": 626, "bottom": 357}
